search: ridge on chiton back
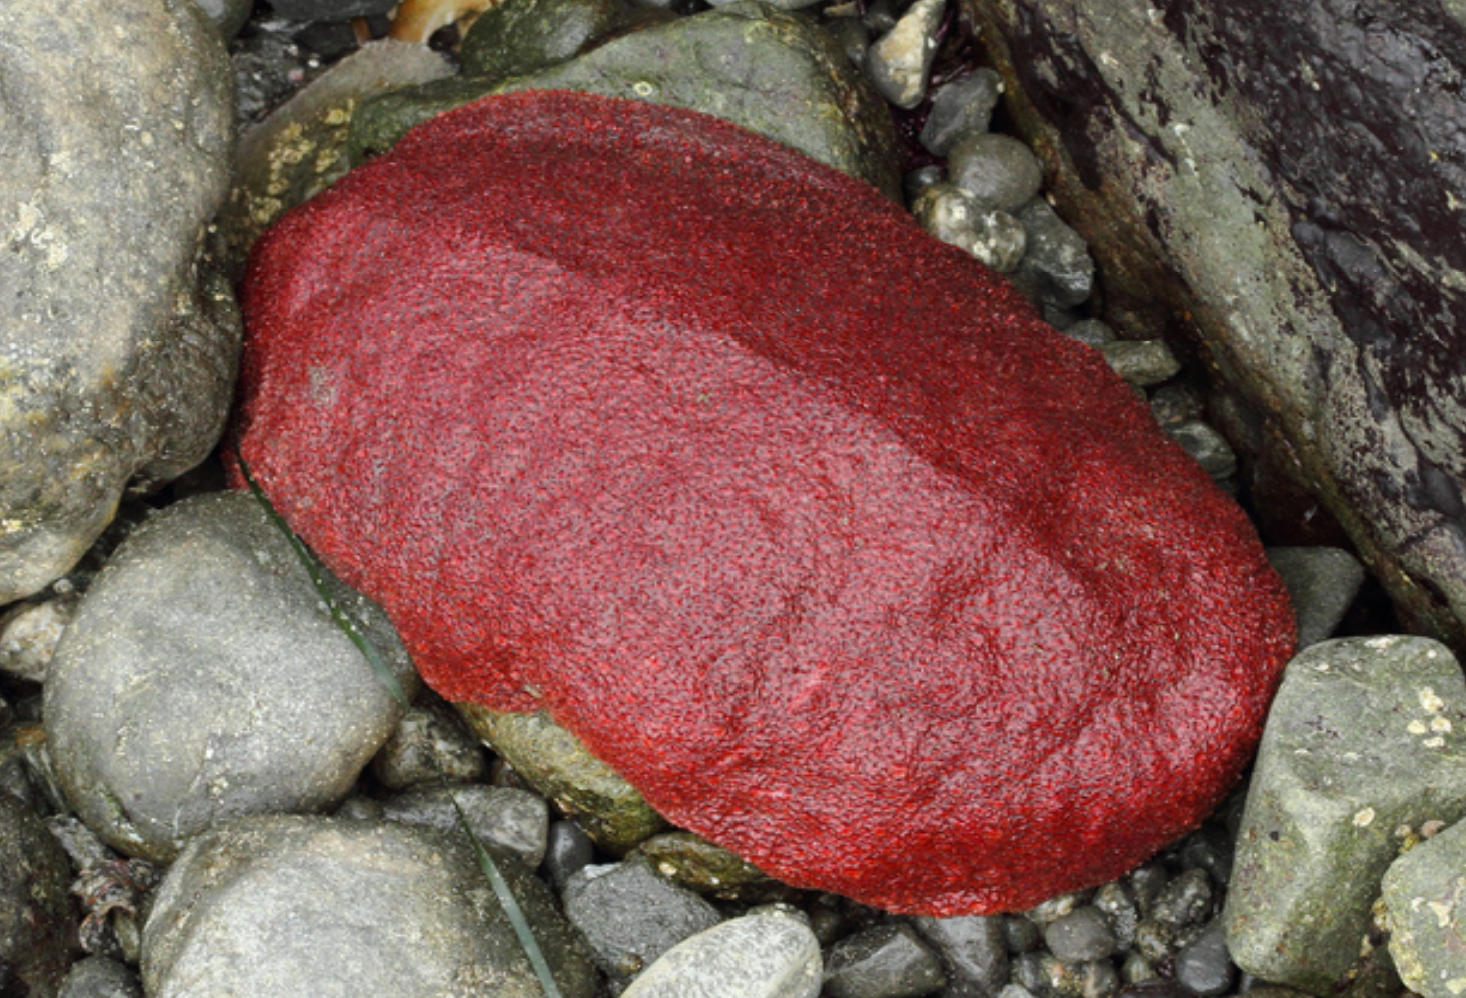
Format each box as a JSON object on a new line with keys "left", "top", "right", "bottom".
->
{"left": 233, "top": 90, "right": 1295, "bottom": 915}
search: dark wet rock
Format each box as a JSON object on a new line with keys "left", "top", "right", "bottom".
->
{"left": 960, "top": 0, "right": 1466, "bottom": 647}
{"left": 1172, "top": 919, "right": 1238, "bottom": 997}
{"left": 864, "top": 0, "right": 945, "bottom": 108}
{"left": 457, "top": 705, "right": 666, "bottom": 855}
{"left": 1010, "top": 199, "right": 1095, "bottom": 309}
{"left": 544, "top": 820, "right": 595, "bottom": 892}
{"left": 140, "top": 814, "right": 595, "bottom": 997}
{"left": 0, "top": 794, "right": 78, "bottom": 998}
{"left": 57, "top": 956, "right": 143, "bottom": 998}
{"left": 823, "top": 923, "right": 946, "bottom": 998}
{"left": 620, "top": 907, "right": 823, "bottom": 998}
{"left": 371, "top": 699, "right": 489, "bottom": 790}
{"left": 44, "top": 492, "right": 418, "bottom": 861}
{"left": 460, "top": 0, "right": 666, "bottom": 79}
{"left": 0, "top": 0, "right": 238, "bottom": 603}
{"left": 909, "top": 914, "right": 1008, "bottom": 997}
{"left": 349, "top": 1, "right": 903, "bottom": 200}
{"left": 562, "top": 858, "right": 723, "bottom": 980}
{"left": 1266, "top": 547, "right": 1368, "bottom": 649}
{"left": 378, "top": 784, "right": 549, "bottom": 866}
{"left": 1226, "top": 636, "right": 1466, "bottom": 994}
{"left": 1165, "top": 420, "right": 1239, "bottom": 481}
{"left": 920, "top": 68, "right": 1004, "bottom": 156}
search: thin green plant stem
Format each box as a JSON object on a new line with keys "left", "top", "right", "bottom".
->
{"left": 237, "top": 453, "right": 565, "bottom": 998}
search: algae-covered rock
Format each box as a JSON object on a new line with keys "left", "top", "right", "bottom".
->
{"left": 350, "top": 1, "right": 903, "bottom": 200}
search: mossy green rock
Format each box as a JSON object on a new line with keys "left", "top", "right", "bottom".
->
{"left": 634, "top": 831, "right": 795, "bottom": 903}
{"left": 350, "top": 1, "right": 901, "bottom": 200}
{"left": 1383, "top": 819, "right": 1466, "bottom": 998}
{"left": 1225, "top": 636, "right": 1466, "bottom": 995}
{"left": 459, "top": 0, "right": 669, "bottom": 79}
{"left": 456, "top": 704, "right": 666, "bottom": 855}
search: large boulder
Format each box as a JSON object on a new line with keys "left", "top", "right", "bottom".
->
{"left": 959, "top": 0, "right": 1466, "bottom": 647}
{"left": 234, "top": 91, "right": 1294, "bottom": 915}
{"left": 0, "top": 0, "right": 239, "bottom": 603}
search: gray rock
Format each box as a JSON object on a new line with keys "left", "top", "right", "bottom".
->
{"left": 1225, "top": 636, "right": 1466, "bottom": 994}
{"left": 371, "top": 700, "right": 489, "bottom": 790}
{"left": 0, "top": 0, "right": 238, "bottom": 603}
{"left": 947, "top": 132, "right": 1045, "bottom": 213}
{"left": 620, "top": 907, "right": 823, "bottom": 998}
{"left": 0, "top": 594, "right": 75, "bottom": 682}
{"left": 1164, "top": 420, "right": 1238, "bottom": 481}
{"left": 904, "top": 164, "right": 948, "bottom": 203}
{"left": 635, "top": 830, "right": 793, "bottom": 903}
{"left": 1003, "top": 914, "right": 1043, "bottom": 954}
{"left": 911, "top": 184, "right": 1027, "bottom": 271}
{"left": 960, "top": 0, "right": 1466, "bottom": 649}
{"left": 379, "top": 784, "right": 549, "bottom": 867}
{"left": 920, "top": 69, "right": 1005, "bottom": 156}
{"left": 909, "top": 914, "right": 1008, "bottom": 997}
{"left": 1024, "top": 892, "right": 1089, "bottom": 925}
{"left": 864, "top": 0, "right": 945, "bottom": 108}
{"left": 1148, "top": 383, "right": 1204, "bottom": 428}
{"left": 1383, "top": 818, "right": 1466, "bottom": 998}
{"left": 1011, "top": 952, "right": 1118, "bottom": 998}
{"left": 1151, "top": 869, "right": 1213, "bottom": 933}
{"left": 1091, "top": 882, "right": 1138, "bottom": 950}
{"left": 140, "top": 814, "right": 595, "bottom": 998}
{"left": 0, "top": 794, "right": 79, "bottom": 998}
{"left": 563, "top": 858, "right": 723, "bottom": 979}
{"left": 57, "top": 957, "right": 143, "bottom": 998}
{"left": 1172, "top": 920, "right": 1237, "bottom": 997}
{"left": 826, "top": 15, "right": 871, "bottom": 69}
{"left": 459, "top": 0, "right": 665, "bottom": 78}
{"left": 266, "top": 0, "right": 396, "bottom": 21}
{"left": 1044, "top": 906, "right": 1118, "bottom": 963}
{"left": 1265, "top": 547, "right": 1367, "bottom": 649}
{"left": 545, "top": 819, "right": 596, "bottom": 892}
{"left": 44, "top": 492, "right": 419, "bottom": 862}
{"left": 1010, "top": 199, "right": 1095, "bottom": 309}
{"left": 1096, "top": 340, "right": 1181, "bottom": 388}
{"left": 192, "top": 0, "right": 252, "bottom": 38}
{"left": 824, "top": 924, "right": 946, "bottom": 998}
{"left": 457, "top": 704, "right": 666, "bottom": 854}
{"left": 351, "top": 2, "right": 903, "bottom": 201}
{"left": 1063, "top": 319, "right": 1117, "bottom": 347}
{"left": 218, "top": 39, "right": 453, "bottom": 273}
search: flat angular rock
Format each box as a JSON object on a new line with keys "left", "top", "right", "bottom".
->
{"left": 1225, "top": 636, "right": 1466, "bottom": 994}
{"left": 0, "top": 0, "right": 238, "bottom": 602}
{"left": 236, "top": 90, "right": 1294, "bottom": 914}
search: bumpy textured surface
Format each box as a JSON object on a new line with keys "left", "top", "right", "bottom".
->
{"left": 235, "top": 91, "right": 1295, "bottom": 914}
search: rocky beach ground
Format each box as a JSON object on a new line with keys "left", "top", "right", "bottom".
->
{"left": 2, "top": 0, "right": 1463, "bottom": 996}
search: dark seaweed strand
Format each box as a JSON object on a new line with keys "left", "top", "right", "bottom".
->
{"left": 237, "top": 454, "right": 566, "bottom": 998}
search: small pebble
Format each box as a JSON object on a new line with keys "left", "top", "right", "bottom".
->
{"left": 920, "top": 68, "right": 1004, "bottom": 156}
{"left": 1119, "top": 952, "right": 1156, "bottom": 984}
{"left": 911, "top": 184, "right": 1026, "bottom": 271}
{"left": 1044, "top": 905, "right": 1118, "bottom": 963}
{"left": 1172, "top": 919, "right": 1238, "bottom": 996}
{"left": 904, "top": 164, "right": 947, "bottom": 203}
{"left": 1063, "top": 319, "right": 1117, "bottom": 347}
{"left": 1011, "top": 199, "right": 1095, "bottom": 309}
{"left": 1149, "top": 868, "right": 1213, "bottom": 932}
{"left": 57, "top": 956, "right": 142, "bottom": 998}
{"left": 1024, "top": 891, "right": 1089, "bottom": 925}
{"left": 910, "top": 914, "right": 1008, "bottom": 996}
{"left": 1096, "top": 340, "right": 1181, "bottom": 387}
{"left": 1264, "top": 546, "right": 1367, "bottom": 649}
{"left": 1177, "top": 825, "right": 1233, "bottom": 886}
{"left": 620, "top": 906, "right": 822, "bottom": 998}
{"left": 544, "top": 819, "right": 596, "bottom": 892}
{"left": 0, "top": 596, "right": 75, "bottom": 682}
{"left": 863, "top": 0, "right": 944, "bottom": 108}
{"left": 371, "top": 700, "right": 489, "bottom": 790}
{"left": 823, "top": 923, "right": 946, "bottom": 998}
{"left": 826, "top": 14, "right": 870, "bottom": 68}
{"left": 948, "top": 132, "right": 1045, "bottom": 212}
{"left": 1164, "top": 420, "right": 1238, "bottom": 479}
{"left": 1131, "top": 920, "right": 1173, "bottom": 963}
{"left": 1003, "top": 913, "right": 1044, "bottom": 953}
{"left": 1091, "top": 881, "right": 1138, "bottom": 949}
{"left": 563, "top": 859, "right": 723, "bottom": 979}
{"left": 1148, "top": 382, "right": 1204, "bottom": 427}
{"left": 1128, "top": 864, "right": 1168, "bottom": 918}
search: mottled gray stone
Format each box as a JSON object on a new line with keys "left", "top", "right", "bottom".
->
{"left": 959, "top": 0, "right": 1466, "bottom": 647}
{"left": 1172, "top": 920, "right": 1237, "bottom": 997}
{"left": 1044, "top": 906, "right": 1118, "bottom": 963}
{"left": 57, "top": 957, "right": 143, "bottom": 998}
{"left": 1164, "top": 420, "right": 1238, "bottom": 480}
{"left": 140, "top": 814, "right": 595, "bottom": 998}
{"left": 350, "top": 1, "right": 903, "bottom": 201}
{"left": 1091, "top": 882, "right": 1138, "bottom": 950}
{"left": 545, "top": 819, "right": 596, "bottom": 892}
{"left": 1151, "top": 869, "right": 1213, "bottom": 933}
{"left": 0, "top": 594, "right": 75, "bottom": 682}
{"left": 379, "top": 784, "right": 549, "bottom": 867}
{"left": 635, "top": 830, "right": 792, "bottom": 903}
{"left": 864, "top": 0, "right": 945, "bottom": 108}
{"left": 947, "top": 132, "right": 1045, "bottom": 212}
{"left": 457, "top": 704, "right": 666, "bottom": 854}
{"left": 824, "top": 924, "right": 946, "bottom": 998}
{"left": 911, "top": 184, "right": 1026, "bottom": 271}
{"left": 1063, "top": 320, "right": 1116, "bottom": 347}
{"left": 44, "top": 492, "right": 419, "bottom": 862}
{"left": 910, "top": 914, "right": 1008, "bottom": 997}
{"left": 371, "top": 700, "right": 488, "bottom": 790}
{"left": 563, "top": 859, "right": 723, "bottom": 979}
{"left": 621, "top": 907, "right": 823, "bottom": 998}
{"left": 1010, "top": 199, "right": 1095, "bottom": 309}
{"left": 1096, "top": 340, "right": 1181, "bottom": 388}
{"left": 920, "top": 69, "right": 1004, "bottom": 156}
{"left": 1225, "top": 636, "right": 1466, "bottom": 995}
{"left": 1266, "top": 547, "right": 1367, "bottom": 649}
{"left": 0, "top": 0, "right": 238, "bottom": 603}
{"left": 1383, "top": 818, "right": 1466, "bottom": 998}
{"left": 0, "top": 794, "right": 78, "bottom": 998}
{"left": 1012, "top": 952, "right": 1118, "bottom": 998}
{"left": 192, "top": 0, "right": 252, "bottom": 38}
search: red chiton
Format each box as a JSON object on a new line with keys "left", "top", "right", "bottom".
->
{"left": 235, "top": 90, "right": 1295, "bottom": 914}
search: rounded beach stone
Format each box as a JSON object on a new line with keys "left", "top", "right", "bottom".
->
{"left": 236, "top": 90, "right": 1295, "bottom": 914}
{"left": 619, "top": 907, "right": 822, "bottom": 998}
{"left": 43, "top": 492, "right": 418, "bottom": 861}
{"left": 140, "top": 814, "right": 595, "bottom": 998}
